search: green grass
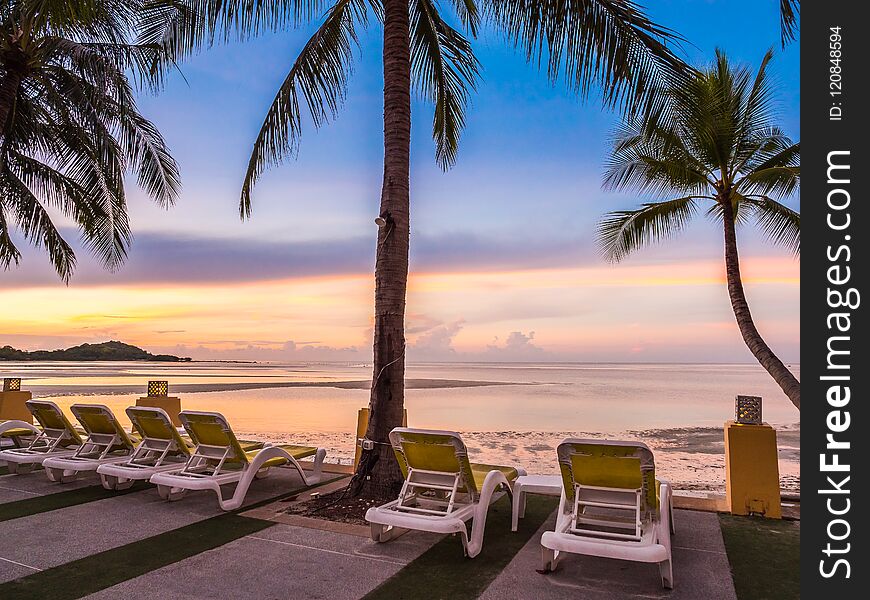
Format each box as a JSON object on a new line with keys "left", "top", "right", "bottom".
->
{"left": 364, "top": 495, "right": 557, "bottom": 600}
{"left": 719, "top": 514, "right": 800, "bottom": 600}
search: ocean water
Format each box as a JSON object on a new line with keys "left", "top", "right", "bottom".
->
{"left": 2, "top": 361, "right": 800, "bottom": 494}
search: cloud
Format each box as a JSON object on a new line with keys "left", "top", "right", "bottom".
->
{"left": 483, "top": 331, "right": 549, "bottom": 360}
{"left": 2, "top": 229, "right": 608, "bottom": 289}
{"left": 153, "top": 340, "right": 368, "bottom": 362}
{"left": 409, "top": 320, "right": 465, "bottom": 360}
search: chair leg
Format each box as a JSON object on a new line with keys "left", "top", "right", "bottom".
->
{"left": 371, "top": 522, "right": 392, "bottom": 542}
{"left": 6, "top": 461, "right": 32, "bottom": 475}
{"left": 101, "top": 473, "right": 134, "bottom": 491}
{"left": 157, "top": 484, "right": 187, "bottom": 501}
{"left": 46, "top": 466, "right": 76, "bottom": 483}
{"left": 540, "top": 547, "right": 558, "bottom": 573}
{"left": 659, "top": 559, "right": 674, "bottom": 589}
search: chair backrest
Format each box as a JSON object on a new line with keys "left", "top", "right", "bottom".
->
{"left": 71, "top": 404, "right": 135, "bottom": 449}
{"left": 179, "top": 411, "right": 248, "bottom": 464}
{"left": 25, "top": 400, "right": 82, "bottom": 446}
{"left": 126, "top": 406, "right": 190, "bottom": 456}
{"left": 389, "top": 428, "right": 478, "bottom": 498}
{"left": 556, "top": 439, "right": 658, "bottom": 511}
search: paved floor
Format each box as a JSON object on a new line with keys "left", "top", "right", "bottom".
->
{"left": 0, "top": 461, "right": 739, "bottom": 600}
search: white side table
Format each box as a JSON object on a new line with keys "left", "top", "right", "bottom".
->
{"left": 512, "top": 474, "right": 563, "bottom": 531}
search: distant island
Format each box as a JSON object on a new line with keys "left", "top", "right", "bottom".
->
{"left": 0, "top": 341, "right": 191, "bottom": 362}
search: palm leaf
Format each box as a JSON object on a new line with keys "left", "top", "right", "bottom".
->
{"left": 410, "top": 0, "right": 480, "bottom": 169}
{"left": 747, "top": 195, "right": 800, "bottom": 255}
{"left": 597, "top": 196, "right": 699, "bottom": 262}
{"left": 780, "top": 0, "right": 799, "bottom": 46}
{"left": 486, "top": 0, "right": 686, "bottom": 115}
{"left": 239, "top": 0, "right": 365, "bottom": 217}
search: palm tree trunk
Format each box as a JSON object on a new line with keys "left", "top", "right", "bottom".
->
{"left": 722, "top": 200, "right": 800, "bottom": 410}
{"left": 350, "top": 0, "right": 412, "bottom": 499}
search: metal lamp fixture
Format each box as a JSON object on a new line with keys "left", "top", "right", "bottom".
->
{"left": 3, "top": 377, "right": 22, "bottom": 392}
{"left": 147, "top": 380, "right": 169, "bottom": 398}
{"left": 735, "top": 395, "right": 762, "bottom": 425}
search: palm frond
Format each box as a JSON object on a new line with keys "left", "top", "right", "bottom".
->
{"left": 0, "top": 167, "right": 77, "bottom": 280}
{"left": 487, "top": 0, "right": 686, "bottom": 115}
{"left": 747, "top": 195, "right": 800, "bottom": 255}
{"left": 780, "top": 0, "right": 799, "bottom": 46}
{"left": 0, "top": 201, "right": 23, "bottom": 271}
{"left": 239, "top": 0, "right": 364, "bottom": 218}
{"left": 410, "top": 0, "right": 480, "bottom": 169}
{"left": 597, "top": 196, "right": 699, "bottom": 262}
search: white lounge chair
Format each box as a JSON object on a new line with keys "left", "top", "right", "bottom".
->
{"left": 0, "top": 400, "right": 84, "bottom": 474}
{"left": 149, "top": 410, "right": 326, "bottom": 511}
{"left": 365, "top": 427, "right": 526, "bottom": 558}
{"left": 0, "top": 419, "right": 40, "bottom": 448}
{"left": 540, "top": 439, "right": 674, "bottom": 589}
{"left": 96, "top": 406, "right": 194, "bottom": 490}
{"left": 42, "top": 404, "right": 138, "bottom": 483}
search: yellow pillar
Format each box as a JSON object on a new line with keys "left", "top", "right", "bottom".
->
{"left": 0, "top": 390, "right": 32, "bottom": 422}
{"left": 135, "top": 396, "right": 182, "bottom": 427}
{"left": 354, "top": 408, "right": 407, "bottom": 469}
{"left": 724, "top": 420, "right": 782, "bottom": 518}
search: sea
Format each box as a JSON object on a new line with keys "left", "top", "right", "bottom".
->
{"left": 2, "top": 361, "right": 800, "bottom": 495}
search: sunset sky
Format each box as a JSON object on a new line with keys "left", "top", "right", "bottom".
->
{"left": 0, "top": 0, "right": 800, "bottom": 363}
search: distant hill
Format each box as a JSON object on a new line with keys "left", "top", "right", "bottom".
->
{"left": 0, "top": 341, "right": 191, "bottom": 362}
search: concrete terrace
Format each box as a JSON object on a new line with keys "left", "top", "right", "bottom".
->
{"left": 0, "top": 460, "right": 758, "bottom": 600}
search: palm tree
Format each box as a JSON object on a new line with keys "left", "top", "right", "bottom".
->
{"left": 780, "top": 0, "right": 799, "bottom": 46}
{"left": 598, "top": 49, "right": 800, "bottom": 410}
{"left": 161, "top": 0, "right": 682, "bottom": 496}
{"left": 1, "top": 0, "right": 180, "bottom": 280}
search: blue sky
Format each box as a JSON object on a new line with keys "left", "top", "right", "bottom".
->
{"left": 2, "top": 1, "right": 800, "bottom": 362}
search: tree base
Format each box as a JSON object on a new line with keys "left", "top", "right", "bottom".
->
{"left": 348, "top": 442, "right": 404, "bottom": 502}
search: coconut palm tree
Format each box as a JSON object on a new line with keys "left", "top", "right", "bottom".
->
{"left": 598, "top": 49, "right": 800, "bottom": 410}
{"left": 780, "top": 0, "right": 799, "bottom": 46}
{"left": 1, "top": 0, "right": 180, "bottom": 281}
{"left": 158, "top": 0, "right": 683, "bottom": 496}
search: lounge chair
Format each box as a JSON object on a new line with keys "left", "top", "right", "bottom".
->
{"left": 0, "top": 419, "right": 41, "bottom": 448}
{"left": 365, "top": 427, "right": 526, "bottom": 558}
{"left": 96, "top": 406, "right": 194, "bottom": 490}
{"left": 149, "top": 410, "right": 326, "bottom": 511}
{"left": 0, "top": 400, "right": 84, "bottom": 474}
{"left": 42, "top": 404, "right": 138, "bottom": 483}
{"left": 540, "top": 439, "right": 674, "bottom": 589}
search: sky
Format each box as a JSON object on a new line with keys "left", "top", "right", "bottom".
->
{"left": 0, "top": 0, "right": 800, "bottom": 363}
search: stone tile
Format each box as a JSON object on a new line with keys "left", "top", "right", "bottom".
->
{"left": 84, "top": 531, "right": 406, "bottom": 600}
{"left": 480, "top": 509, "right": 737, "bottom": 600}
{"left": 0, "top": 467, "right": 311, "bottom": 582}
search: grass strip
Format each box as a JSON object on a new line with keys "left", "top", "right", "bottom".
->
{"left": 0, "top": 481, "right": 148, "bottom": 522}
{"left": 719, "top": 514, "right": 800, "bottom": 600}
{"left": 364, "top": 494, "right": 557, "bottom": 600}
{"left": 0, "top": 474, "right": 347, "bottom": 600}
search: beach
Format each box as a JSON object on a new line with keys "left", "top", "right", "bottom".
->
{"left": 3, "top": 360, "right": 800, "bottom": 494}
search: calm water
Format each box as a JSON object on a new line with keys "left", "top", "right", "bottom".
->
{"left": 3, "top": 361, "right": 800, "bottom": 493}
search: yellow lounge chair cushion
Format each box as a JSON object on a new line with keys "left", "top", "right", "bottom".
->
{"left": 1, "top": 427, "right": 36, "bottom": 438}
{"left": 471, "top": 463, "right": 519, "bottom": 490}
{"left": 245, "top": 444, "right": 318, "bottom": 469}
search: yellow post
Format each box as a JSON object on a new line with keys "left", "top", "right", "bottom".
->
{"left": 136, "top": 396, "right": 182, "bottom": 427}
{"left": 724, "top": 420, "right": 782, "bottom": 518}
{"left": 0, "top": 378, "right": 32, "bottom": 422}
{"left": 0, "top": 390, "right": 32, "bottom": 422}
{"left": 353, "top": 407, "right": 408, "bottom": 469}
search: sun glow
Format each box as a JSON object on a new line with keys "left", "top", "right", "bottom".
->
{"left": 1, "top": 256, "right": 798, "bottom": 360}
